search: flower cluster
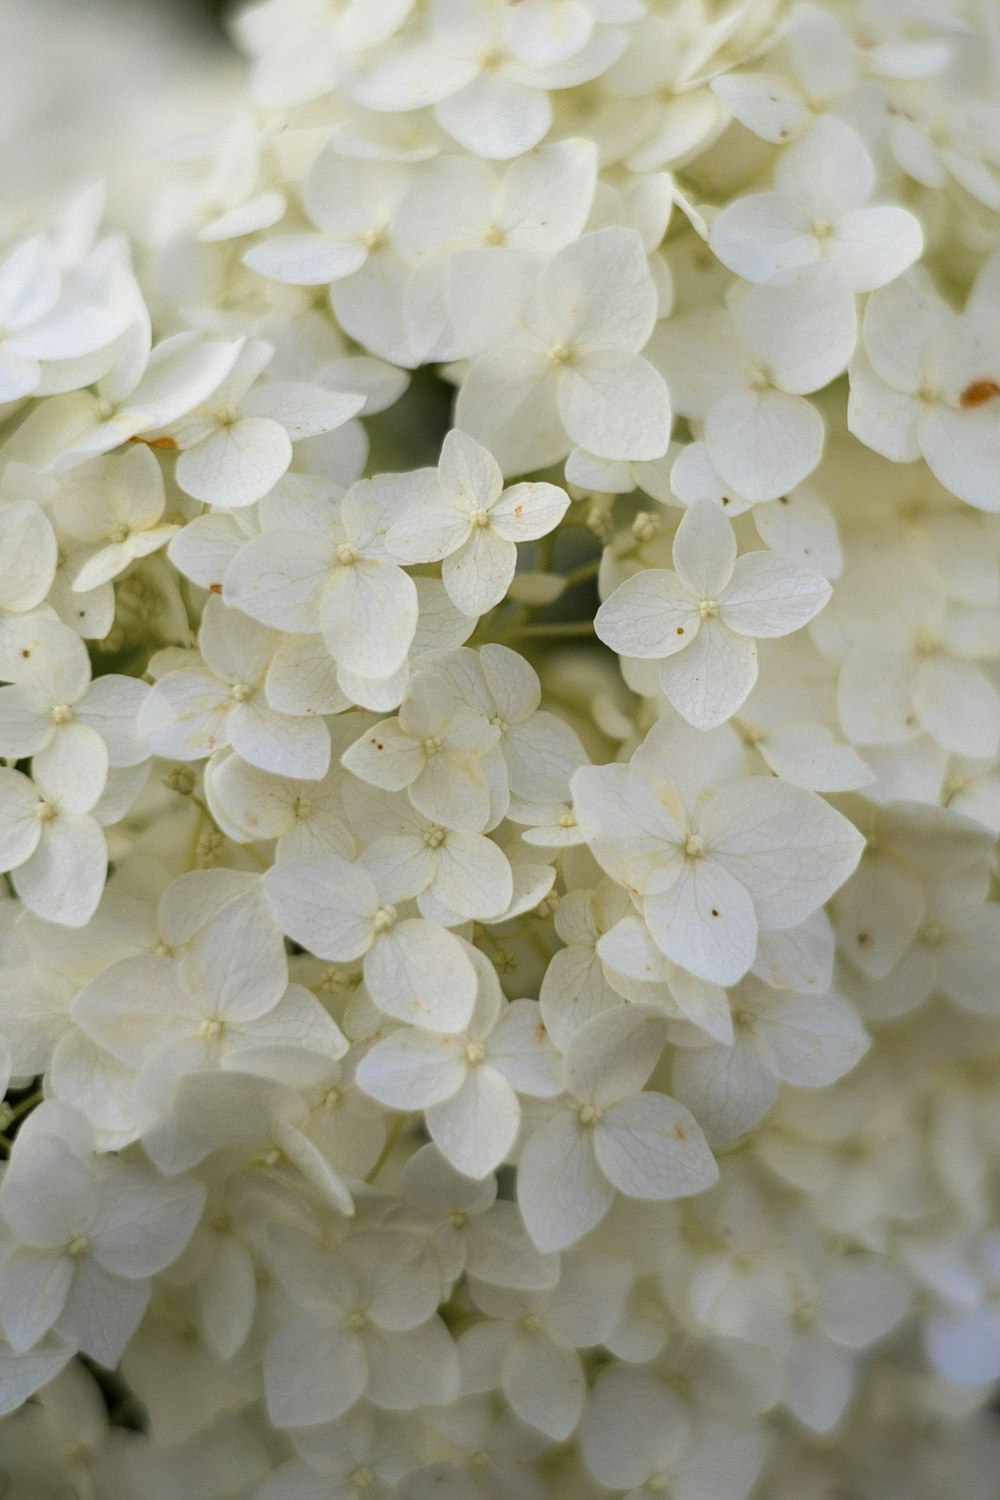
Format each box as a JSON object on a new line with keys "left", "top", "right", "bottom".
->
{"left": 0, "top": 0, "right": 999, "bottom": 1494}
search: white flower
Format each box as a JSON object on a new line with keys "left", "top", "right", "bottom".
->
{"left": 710, "top": 117, "right": 923, "bottom": 291}
{"left": 516, "top": 1006, "right": 718, "bottom": 1252}
{"left": 166, "top": 1070, "right": 354, "bottom": 1214}
{"left": 692, "top": 1244, "right": 912, "bottom": 1432}
{"left": 595, "top": 500, "right": 832, "bottom": 728}
{"left": 571, "top": 718, "right": 865, "bottom": 985}
{"left": 815, "top": 533, "right": 1000, "bottom": 761}
{"left": 392, "top": 138, "right": 598, "bottom": 361}
{"left": 262, "top": 1225, "right": 458, "bottom": 1427}
{"left": 539, "top": 880, "right": 633, "bottom": 1047}
{"left": 352, "top": 0, "right": 627, "bottom": 160}
{"left": 28, "top": 331, "right": 246, "bottom": 471}
{"left": 0, "top": 1105, "right": 204, "bottom": 1364}
{"left": 459, "top": 1252, "right": 631, "bottom": 1440}
{"left": 430, "top": 643, "right": 587, "bottom": 803}
{"left": 356, "top": 944, "right": 561, "bottom": 1178}
{"left": 0, "top": 758, "right": 107, "bottom": 928}
{"left": 580, "top": 1366, "right": 773, "bottom": 1500}
{"left": 225, "top": 472, "right": 420, "bottom": 681}
{"left": 206, "top": 753, "right": 354, "bottom": 863}
{"left": 653, "top": 261, "right": 857, "bottom": 502}
{"left": 244, "top": 153, "right": 417, "bottom": 365}
{"left": 0, "top": 234, "right": 124, "bottom": 402}
{"left": 454, "top": 227, "right": 671, "bottom": 474}
{"left": 257, "top": 1407, "right": 421, "bottom": 1500}
{"left": 0, "top": 499, "right": 58, "bottom": 671}
{"left": 0, "top": 614, "right": 148, "bottom": 800}
{"left": 382, "top": 430, "right": 570, "bottom": 616}
{"left": 396, "top": 1143, "right": 558, "bottom": 1293}
{"left": 50, "top": 445, "right": 179, "bottom": 592}
{"left": 671, "top": 978, "right": 869, "bottom": 1146}
{"left": 72, "top": 892, "right": 346, "bottom": 1092}
{"left": 711, "top": 6, "right": 860, "bottom": 145}
{"left": 911, "top": 1229, "right": 1000, "bottom": 1387}
{"left": 848, "top": 261, "right": 1000, "bottom": 512}
{"left": 157, "top": 339, "right": 365, "bottom": 509}
{"left": 138, "top": 596, "right": 332, "bottom": 779}
{"left": 345, "top": 788, "right": 513, "bottom": 922}
{"left": 341, "top": 668, "right": 503, "bottom": 833}
{"left": 264, "top": 849, "right": 480, "bottom": 1031}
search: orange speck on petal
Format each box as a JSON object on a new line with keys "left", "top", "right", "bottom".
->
{"left": 959, "top": 379, "right": 1000, "bottom": 409}
{"left": 129, "top": 434, "right": 179, "bottom": 451}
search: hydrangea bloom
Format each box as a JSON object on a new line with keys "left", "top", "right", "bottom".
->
{"left": 0, "top": 0, "right": 998, "bottom": 1491}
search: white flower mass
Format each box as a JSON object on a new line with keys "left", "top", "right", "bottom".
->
{"left": 0, "top": 0, "right": 999, "bottom": 1493}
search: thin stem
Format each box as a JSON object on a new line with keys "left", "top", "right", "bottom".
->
{"left": 507, "top": 620, "right": 596, "bottom": 641}
{"left": 365, "top": 1112, "right": 413, "bottom": 1184}
{"left": 561, "top": 558, "right": 601, "bottom": 590}
{"left": 4, "top": 1090, "right": 41, "bottom": 1124}
{"left": 535, "top": 532, "right": 557, "bottom": 574}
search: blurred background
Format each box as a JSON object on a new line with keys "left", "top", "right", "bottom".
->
{"left": 0, "top": 0, "right": 242, "bottom": 205}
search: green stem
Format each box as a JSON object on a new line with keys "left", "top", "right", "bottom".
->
{"left": 507, "top": 620, "right": 596, "bottom": 641}
{"left": 5, "top": 1090, "right": 41, "bottom": 1123}
{"left": 535, "top": 532, "right": 557, "bottom": 574}
{"left": 365, "top": 1112, "right": 413, "bottom": 1184}
{"left": 561, "top": 558, "right": 601, "bottom": 590}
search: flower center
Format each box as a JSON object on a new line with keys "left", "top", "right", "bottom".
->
{"left": 335, "top": 542, "right": 359, "bottom": 566}
{"left": 35, "top": 800, "right": 57, "bottom": 823}
{"left": 465, "top": 1041, "right": 487, "bottom": 1066}
{"left": 422, "top": 735, "right": 443, "bottom": 756}
{"left": 697, "top": 598, "right": 718, "bottom": 619}
{"left": 579, "top": 1102, "right": 602, "bottom": 1126}
{"left": 470, "top": 508, "right": 491, "bottom": 528}
{"left": 229, "top": 682, "right": 252, "bottom": 702}
{"left": 685, "top": 833, "right": 706, "bottom": 858}
{"left": 198, "top": 1017, "right": 224, "bottom": 1040}
{"left": 373, "top": 905, "right": 397, "bottom": 934}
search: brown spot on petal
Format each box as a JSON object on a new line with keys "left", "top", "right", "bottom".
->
{"left": 129, "top": 434, "right": 179, "bottom": 451}
{"left": 674, "top": 1125, "right": 688, "bottom": 1141}
{"left": 710, "top": 908, "right": 719, "bottom": 917}
{"left": 209, "top": 583, "right": 223, "bottom": 595}
{"left": 959, "top": 379, "right": 1000, "bottom": 409}
{"left": 676, "top": 627, "right": 685, "bottom": 635}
